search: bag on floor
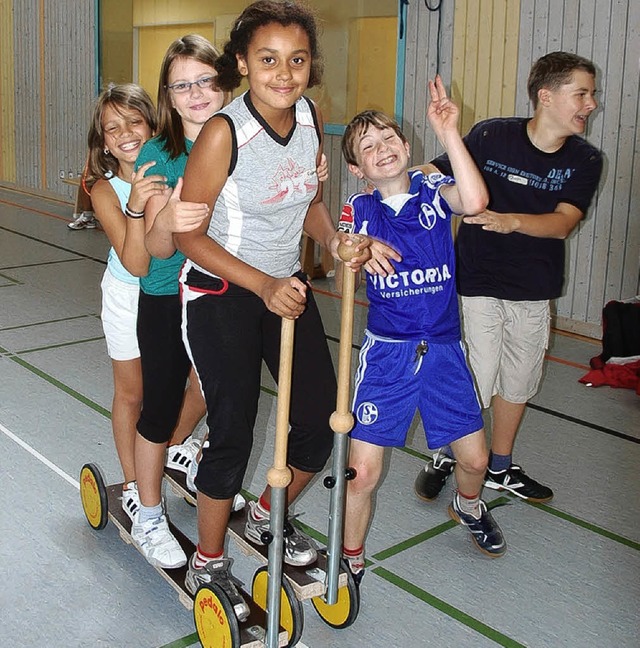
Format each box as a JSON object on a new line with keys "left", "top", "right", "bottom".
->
{"left": 591, "top": 299, "right": 640, "bottom": 366}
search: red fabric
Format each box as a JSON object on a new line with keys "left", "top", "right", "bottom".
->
{"left": 579, "top": 359, "right": 640, "bottom": 394}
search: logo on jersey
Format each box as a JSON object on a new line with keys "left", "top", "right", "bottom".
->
{"left": 356, "top": 402, "right": 379, "bottom": 425}
{"left": 418, "top": 201, "right": 447, "bottom": 231}
{"left": 262, "top": 157, "right": 317, "bottom": 205}
{"left": 338, "top": 203, "right": 355, "bottom": 233}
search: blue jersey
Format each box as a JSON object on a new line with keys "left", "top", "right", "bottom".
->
{"left": 338, "top": 170, "right": 460, "bottom": 343}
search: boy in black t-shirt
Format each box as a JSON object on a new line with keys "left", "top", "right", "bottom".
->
{"left": 415, "top": 52, "right": 603, "bottom": 504}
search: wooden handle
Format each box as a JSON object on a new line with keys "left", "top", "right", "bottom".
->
{"left": 330, "top": 264, "right": 356, "bottom": 435}
{"left": 267, "top": 317, "right": 295, "bottom": 489}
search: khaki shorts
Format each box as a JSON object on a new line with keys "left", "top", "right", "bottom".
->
{"left": 461, "top": 296, "right": 550, "bottom": 407}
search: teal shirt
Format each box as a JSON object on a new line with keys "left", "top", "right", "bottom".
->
{"left": 134, "top": 136, "right": 193, "bottom": 296}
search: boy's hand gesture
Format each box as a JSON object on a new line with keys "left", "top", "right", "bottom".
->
{"left": 427, "top": 75, "right": 459, "bottom": 143}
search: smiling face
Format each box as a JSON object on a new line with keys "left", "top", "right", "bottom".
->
{"left": 168, "top": 57, "right": 225, "bottom": 140}
{"left": 102, "top": 104, "right": 153, "bottom": 171}
{"left": 540, "top": 69, "right": 598, "bottom": 136}
{"left": 236, "top": 22, "right": 312, "bottom": 116}
{"left": 349, "top": 124, "right": 411, "bottom": 186}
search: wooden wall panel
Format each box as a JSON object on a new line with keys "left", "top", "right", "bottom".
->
{"left": 0, "top": 0, "right": 16, "bottom": 182}
{"left": 7, "top": 0, "right": 95, "bottom": 200}
{"left": 514, "top": 0, "right": 639, "bottom": 336}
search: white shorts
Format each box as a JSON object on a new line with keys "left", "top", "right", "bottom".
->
{"left": 461, "top": 296, "right": 550, "bottom": 407}
{"left": 100, "top": 269, "right": 140, "bottom": 361}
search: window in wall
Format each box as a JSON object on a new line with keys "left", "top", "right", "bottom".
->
{"left": 99, "top": 0, "right": 400, "bottom": 126}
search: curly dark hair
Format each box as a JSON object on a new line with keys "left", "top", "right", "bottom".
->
{"left": 215, "top": 0, "right": 323, "bottom": 91}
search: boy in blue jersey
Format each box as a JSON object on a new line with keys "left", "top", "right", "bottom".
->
{"left": 339, "top": 77, "right": 506, "bottom": 580}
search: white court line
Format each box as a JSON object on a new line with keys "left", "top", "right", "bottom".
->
{"left": 0, "top": 420, "right": 79, "bottom": 489}
{"left": 0, "top": 419, "right": 312, "bottom": 648}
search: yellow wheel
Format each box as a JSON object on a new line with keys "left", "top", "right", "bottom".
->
{"left": 311, "top": 560, "right": 360, "bottom": 629}
{"left": 251, "top": 565, "right": 303, "bottom": 647}
{"left": 193, "top": 583, "right": 241, "bottom": 648}
{"left": 80, "top": 463, "right": 108, "bottom": 530}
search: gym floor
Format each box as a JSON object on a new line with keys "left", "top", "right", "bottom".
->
{"left": 1, "top": 186, "right": 638, "bottom": 648}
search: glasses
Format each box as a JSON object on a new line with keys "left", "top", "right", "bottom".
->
{"left": 166, "top": 76, "right": 217, "bottom": 94}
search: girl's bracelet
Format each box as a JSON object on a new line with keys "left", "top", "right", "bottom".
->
{"left": 124, "top": 204, "right": 145, "bottom": 219}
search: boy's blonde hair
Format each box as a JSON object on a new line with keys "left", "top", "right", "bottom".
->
{"left": 342, "top": 110, "right": 408, "bottom": 166}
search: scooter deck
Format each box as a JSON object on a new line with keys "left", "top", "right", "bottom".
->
{"left": 164, "top": 468, "right": 348, "bottom": 600}
{"left": 106, "top": 483, "right": 287, "bottom": 648}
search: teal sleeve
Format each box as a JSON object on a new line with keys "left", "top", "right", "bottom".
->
{"left": 134, "top": 137, "right": 169, "bottom": 178}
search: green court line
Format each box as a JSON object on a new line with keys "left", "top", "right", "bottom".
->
{"left": 398, "top": 444, "right": 430, "bottom": 462}
{"left": 0, "top": 271, "right": 21, "bottom": 285}
{"left": 373, "top": 566, "right": 527, "bottom": 648}
{"left": 8, "top": 353, "right": 111, "bottom": 418}
{"left": 372, "top": 496, "right": 512, "bottom": 561}
{"left": 1, "top": 258, "right": 89, "bottom": 270}
{"left": 0, "top": 313, "right": 99, "bottom": 331}
{"left": 528, "top": 501, "right": 640, "bottom": 551}
{"left": 18, "top": 336, "right": 105, "bottom": 354}
{"left": 157, "top": 632, "right": 199, "bottom": 648}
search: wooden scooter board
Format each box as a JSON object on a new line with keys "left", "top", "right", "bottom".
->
{"left": 164, "top": 468, "right": 348, "bottom": 600}
{"left": 106, "top": 482, "right": 287, "bottom": 648}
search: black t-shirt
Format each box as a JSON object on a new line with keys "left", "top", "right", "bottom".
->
{"left": 433, "top": 117, "right": 602, "bottom": 300}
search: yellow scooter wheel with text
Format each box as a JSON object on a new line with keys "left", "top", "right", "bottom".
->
{"left": 193, "top": 583, "right": 241, "bottom": 648}
{"left": 79, "top": 463, "right": 108, "bottom": 530}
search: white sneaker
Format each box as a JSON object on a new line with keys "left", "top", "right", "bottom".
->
{"left": 166, "top": 435, "right": 201, "bottom": 474}
{"left": 67, "top": 212, "right": 97, "bottom": 230}
{"left": 131, "top": 513, "right": 187, "bottom": 569}
{"left": 121, "top": 481, "right": 140, "bottom": 522}
{"left": 185, "top": 447, "right": 200, "bottom": 492}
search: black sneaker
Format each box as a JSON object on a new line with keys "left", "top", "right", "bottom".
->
{"left": 448, "top": 495, "right": 506, "bottom": 558}
{"left": 414, "top": 451, "right": 456, "bottom": 501}
{"left": 485, "top": 464, "right": 554, "bottom": 503}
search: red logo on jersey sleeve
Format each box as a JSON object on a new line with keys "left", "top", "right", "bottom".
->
{"left": 338, "top": 203, "right": 355, "bottom": 233}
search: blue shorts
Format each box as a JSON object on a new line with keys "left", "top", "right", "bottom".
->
{"left": 351, "top": 331, "right": 483, "bottom": 449}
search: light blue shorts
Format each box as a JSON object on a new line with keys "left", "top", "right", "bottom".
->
{"left": 350, "top": 331, "right": 483, "bottom": 449}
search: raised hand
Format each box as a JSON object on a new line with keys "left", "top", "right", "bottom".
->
{"left": 128, "top": 160, "right": 168, "bottom": 213}
{"left": 427, "top": 75, "right": 460, "bottom": 143}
